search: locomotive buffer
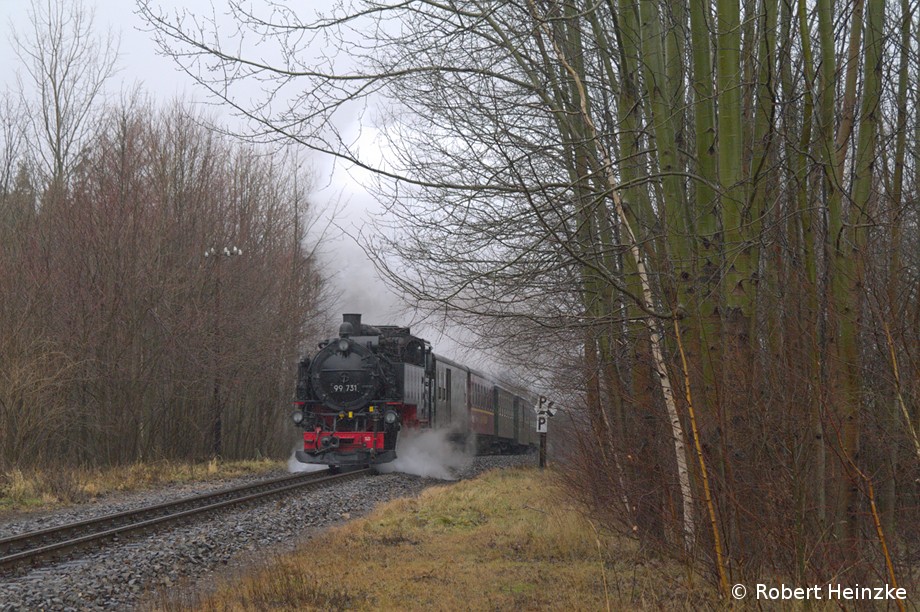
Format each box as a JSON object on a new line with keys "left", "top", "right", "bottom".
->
{"left": 535, "top": 396, "right": 556, "bottom": 469}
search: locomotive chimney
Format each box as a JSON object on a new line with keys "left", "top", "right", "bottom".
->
{"left": 343, "top": 313, "right": 362, "bottom": 329}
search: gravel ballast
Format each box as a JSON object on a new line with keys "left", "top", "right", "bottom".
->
{"left": 0, "top": 453, "right": 536, "bottom": 611}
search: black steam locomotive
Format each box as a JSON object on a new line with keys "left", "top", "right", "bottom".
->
{"left": 291, "top": 314, "right": 537, "bottom": 467}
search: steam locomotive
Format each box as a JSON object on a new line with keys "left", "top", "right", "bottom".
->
{"left": 291, "top": 314, "right": 537, "bottom": 467}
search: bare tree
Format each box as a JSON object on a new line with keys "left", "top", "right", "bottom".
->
{"left": 12, "top": 0, "right": 120, "bottom": 187}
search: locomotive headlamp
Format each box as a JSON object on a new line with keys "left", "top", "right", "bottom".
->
{"left": 384, "top": 410, "right": 399, "bottom": 425}
{"left": 291, "top": 410, "right": 304, "bottom": 425}
{"left": 337, "top": 339, "right": 350, "bottom": 353}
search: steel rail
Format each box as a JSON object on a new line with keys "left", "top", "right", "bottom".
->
{"left": 0, "top": 468, "right": 370, "bottom": 573}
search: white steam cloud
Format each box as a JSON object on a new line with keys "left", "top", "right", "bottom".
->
{"left": 376, "top": 428, "right": 473, "bottom": 480}
{"left": 287, "top": 447, "right": 328, "bottom": 473}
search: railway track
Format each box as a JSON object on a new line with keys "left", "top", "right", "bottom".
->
{"left": 0, "top": 467, "right": 370, "bottom": 574}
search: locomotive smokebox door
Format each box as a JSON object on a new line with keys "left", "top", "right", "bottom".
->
{"left": 310, "top": 338, "right": 380, "bottom": 410}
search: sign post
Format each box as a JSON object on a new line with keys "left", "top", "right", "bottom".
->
{"left": 539, "top": 430, "right": 547, "bottom": 470}
{"left": 535, "top": 396, "right": 556, "bottom": 469}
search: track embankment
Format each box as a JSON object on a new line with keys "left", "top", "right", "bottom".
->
{"left": 0, "top": 455, "right": 537, "bottom": 610}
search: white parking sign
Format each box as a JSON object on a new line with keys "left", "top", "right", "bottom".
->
{"left": 537, "top": 414, "right": 548, "bottom": 433}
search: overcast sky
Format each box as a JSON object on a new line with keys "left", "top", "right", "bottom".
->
{"left": 0, "top": 0, "right": 412, "bottom": 329}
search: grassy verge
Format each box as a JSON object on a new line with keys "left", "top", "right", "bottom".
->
{"left": 0, "top": 458, "right": 284, "bottom": 513}
{"left": 162, "top": 467, "right": 715, "bottom": 610}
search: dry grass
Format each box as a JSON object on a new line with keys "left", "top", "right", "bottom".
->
{"left": 0, "top": 459, "right": 283, "bottom": 513}
{"left": 158, "top": 467, "right": 716, "bottom": 611}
